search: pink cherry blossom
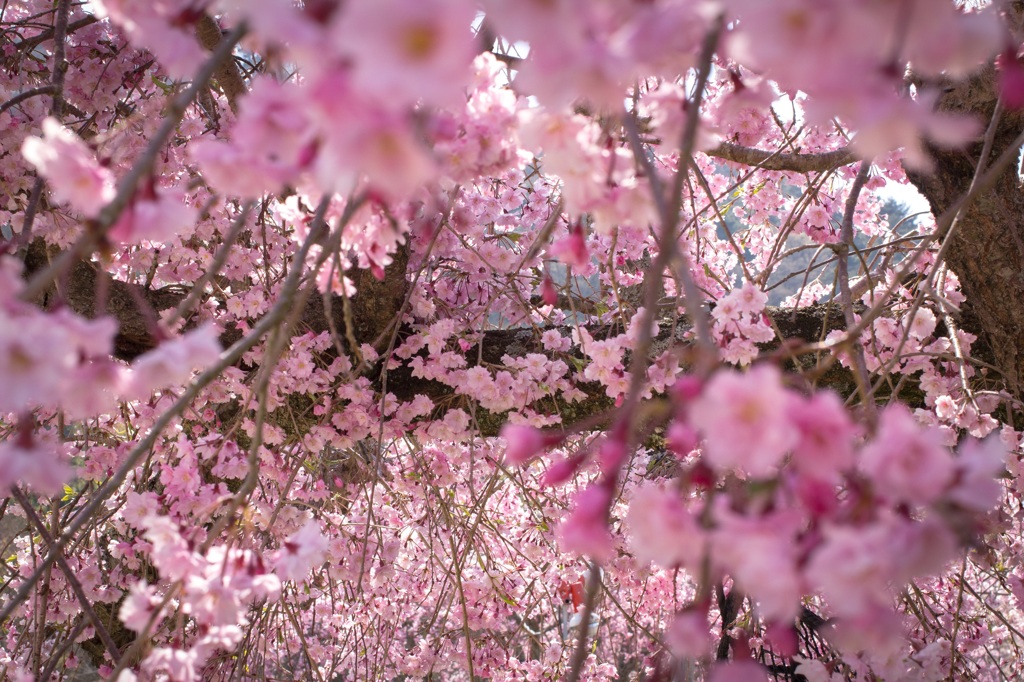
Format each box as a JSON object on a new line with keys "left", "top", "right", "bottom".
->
{"left": 0, "top": 313, "right": 76, "bottom": 413}
{"left": 906, "top": 307, "right": 937, "bottom": 340}
{"left": 142, "top": 515, "right": 203, "bottom": 582}
{"left": 0, "top": 427, "right": 71, "bottom": 497}
{"left": 21, "top": 118, "right": 115, "bottom": 217}
{"left": 109, "top": 186, "right": 198, "bottom": 243}
{"left": 309, "top": 74, "right": 438, "bottom": 200}
{"left": 91, "top": 2, "right": 208, "bottom": 76}
{"left": 665, "top": 421, "right": 699, "bottom": 459}
{"left": 120, "top": 581, "right": 164, "bottom": 632}
{"left": 708, "top": 660, "right": 770, "bottom": 682}
{"left": 626, "top": 484, "right": 706, "bottom": 572}
{"left": 193, "top": 77, "right": 317, "bottom": 199}
{"left": 788, "top": 391, "right": 857, "bottom": 482}
{"left": 332, "top": 0, "right": 477, "bottom": 108}
{"left": 712, "top": 506, "right": 804, "bottom": 622}
{"left": 806, "top": 512, "right": 955, "bottom": 624}
{"left": 127, "top": 324, "right": 222, "bottom": 398}
{"left": 805, "top": 521, "right": 896, "bottom": 617}
{"left": 665, "top": 609, "right": 712, "bottom": 660}
{"left": 143, "top": 645, "right": 202, "bottom": 682}
{"left": 558, "top": 483, "right": 615, "bottom": 562}
{"left": 500, "top": 424, "right": 546, "bottom": 466}
{"left": 689, "top": 365, "right": 800, "bottom": 477}
{"left": 548, "top": 223, "right": 590, "bottom": 269}
{"left": 794, "top": 658, "right": 843, "bottom": 682}
{"left": 859, "top": 404, "right": 955, "bottom": 506}
{"left": 272, "top": 519, "right": 330, "bottom": 581}
{"left": 998, "top": 47, "right": 1024, "bottom": 110}
{"left": 949, "top": 434, "right": 1007, "bottom": 512}
{"left": 60, "top": 359, "right": 129, "bottom": 419}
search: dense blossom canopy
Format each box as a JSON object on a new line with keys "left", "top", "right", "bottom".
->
{"left": 1, "top": 1, "right": 1023, "bottom": 681}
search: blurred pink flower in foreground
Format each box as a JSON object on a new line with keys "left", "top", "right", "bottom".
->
{"left": 22, "top": 118, "right": 115, "bottom": 218}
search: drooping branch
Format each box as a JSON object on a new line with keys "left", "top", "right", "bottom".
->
{"left": 9, "top": 15, "right": 99, "bottom": 55}
{"left": 0, "top": 85, "right": 57, "bottom": 117}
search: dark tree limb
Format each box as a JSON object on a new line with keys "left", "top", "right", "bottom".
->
{"left": 705, "top": 142, "right": 855, "bottom": 174}
{"left": 716, "top": 582, "right": 741, "bottom": 660}
{"left": 22, "top": 236, "right": 864, "bottom": 437}
{"left": 0, "top": 85, "right": 57, "bottom": 117}
{"left": 194, "top": 14, "right": 247, "bottom": 113}
{"left": 11, "top": 15, "right": 99, "bottom": 55}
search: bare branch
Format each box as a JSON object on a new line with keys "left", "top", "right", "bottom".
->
{"left": 705, "top": 141, "right": 855, "bottom": 173}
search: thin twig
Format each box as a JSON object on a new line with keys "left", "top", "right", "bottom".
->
{"left": 200, "top": 193, "right": 358, "bottom": 548}
{"left": 565, "top": 562, "right": 602, "bottom": 682}
{"left": 167, "top": 201, "right": 254, "bottom": 326}
{"left": 0, "top": 198, "right": 330, "bottom": 624}
{"left": 12, "top": 487, "right": 122, "bottom": 665}
{"left": 812, "top": 126, "right": 1024, "bottom": 354}
{"left": 621, "top": 12, "right": 723, "bottom": 391}
{"left": 37, "top": 616, "right": 90, "bottom": 681}
{"left": 18, "top": 0, "right": 72, "bottom": 245}
{"left": 0, "top": 85, "right": 57, "bottom": 117}
{"left": 15, "top": 15, "right": 99, "bottom": 55}
{"left": 834, "top": 160, "right": 875, "bottom": 418}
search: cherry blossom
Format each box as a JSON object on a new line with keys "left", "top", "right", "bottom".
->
{"left": 271, "top": 519, "right": 330, "bottom": 581}
{"left": 120, "top": 581, "right": 164, "bottom": 632}
{"left": 557, "top": 483, "right": 616, "bottom": 563}
{"left": 712, "top": 506, "right": 804, "bottom": 622}
{"left": 126, "top": 324, "right": 222, "bottom": 399}
{"left": 90, "top": 0, "right": 207, "bottom": 78}
{"left": 688, "top": 365, "right": 799, "bottom": 477}
{"left": 0, "top": 2, "right": 1021, "bottom": 681}
{"left": 0, "top": 427, "right": 71, "bottom": 497}
{"left": 332, "top": 0, "right": 478, "bottom": 108}
{"left": 626, "top": 483, "right": 705, "bottom": 572}
{"left": 788, "top": 391, "right": 857, "bottom": 482}
{"left": 859, "top": 404, "right": 956, "bottom": 506}
{"left": 21, "top": 118, "right": 115, "bottom": 218}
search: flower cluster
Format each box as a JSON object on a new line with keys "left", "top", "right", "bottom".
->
{"left": 0, "top": 0, "right": 1021, "bottom": 681}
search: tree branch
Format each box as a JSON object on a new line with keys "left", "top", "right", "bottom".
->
{"left": 705, "top": 141, "right": 855, "bottom": 173}
{"left": 903, "top": 60, "right": 1024, "bottom": 392}
{"left": 11, "top": 488, "right": 122, "bottom": 666}
{"left": 12, "top": 15, "right": 99, "bottom": 55}
{"left": 194, "top": 14, "right": 247, "bottom": 113}
{"left": 22, "top": 237, "right": 864, "bottom": 438}
{"left": 19, "top": 21, "right": 247, "bottom": 303}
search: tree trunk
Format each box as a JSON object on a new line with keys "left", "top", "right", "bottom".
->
{"left": 905, "top": 62, "right": 1024, "bottom": 395}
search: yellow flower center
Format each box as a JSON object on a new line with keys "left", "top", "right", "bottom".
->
{"left": 403, "top": 23, "right": 438, "bottom": 60}
{"left": 784, "top": 9, "right": 809, "bottom": 34}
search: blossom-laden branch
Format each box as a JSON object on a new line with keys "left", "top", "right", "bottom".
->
{"left": 20, "top": 237, "right": 865, "bottom": 433}
{"left": 0, "top": 195, "right": 337, "bottom": 628}
{"left": 19, "top": 21, "right": 248, "bottom": 303}
{"left": 1, "top": 1, "right": 1023, "bottom": 680}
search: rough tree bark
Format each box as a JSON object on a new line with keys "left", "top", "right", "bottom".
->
{"left": 905, "top": 59, "right": 1024, "bottom": 396}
